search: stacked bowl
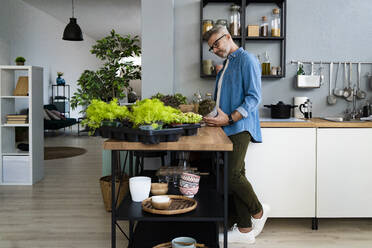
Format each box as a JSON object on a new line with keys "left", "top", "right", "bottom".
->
{"left": 179, "top": 172, "right": 200, "bottom": 198}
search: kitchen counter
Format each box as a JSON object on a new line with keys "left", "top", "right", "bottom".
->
{"left": 260, "top": 117, "right": 372, "bottom": 128}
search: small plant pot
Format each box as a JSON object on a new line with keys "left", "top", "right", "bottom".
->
{"left": 16, "top": 62, "right": 24, "bottom": 66}
{"left": 139, "top": 122, "right": 163, "bottom": 130}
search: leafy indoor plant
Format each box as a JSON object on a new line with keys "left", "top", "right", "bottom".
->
{"left": 71, "top": 30, "right": 141, "bottom": 111}
{"left": 15, "top": 57, "right": 26, "bottom": 66}
{"left": 151, "top": 93, "right": 188, "bottom": 109}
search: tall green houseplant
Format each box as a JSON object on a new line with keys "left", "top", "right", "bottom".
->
{"left": 71, "top": 30, "right": 141, "bottom": 110}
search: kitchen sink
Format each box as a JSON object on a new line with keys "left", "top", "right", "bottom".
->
{"left": 321, "top": 117, "right": 365, "bottom": 122}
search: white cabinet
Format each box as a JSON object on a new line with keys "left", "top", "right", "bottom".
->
{"left": 245, "top": 128, "right": 316, "bottom": 217}
{"left": 317, "top": 128, "right": 372, "bottom": 217}
{"left": 0, "top": 66, "right": 44, "bottom": 185}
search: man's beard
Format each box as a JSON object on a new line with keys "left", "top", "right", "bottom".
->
{"left": 216, "top": 44, "right": 230, "bottom": 58}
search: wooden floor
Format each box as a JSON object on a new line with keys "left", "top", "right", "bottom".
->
{"left": 1, "top": 133, "right": 371, "bottom": 248}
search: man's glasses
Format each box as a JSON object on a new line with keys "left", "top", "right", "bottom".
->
{"left": 208, "top": 34, "right": 226, "bottom": 53}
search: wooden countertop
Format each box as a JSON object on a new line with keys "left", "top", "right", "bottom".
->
{"left": 260, "top": 118, "right": 372, "bottom": 128}
{"left": 103, "top": 126, "right": 233, "bottom": 151}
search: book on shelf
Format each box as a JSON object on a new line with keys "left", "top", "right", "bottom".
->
{"left": 6, "top": 114, "right": 28, "bottom": 118}
{"left": 6, "top": 121, "right": 28, "bottom": 124}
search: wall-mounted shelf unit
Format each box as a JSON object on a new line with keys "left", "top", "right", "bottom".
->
{"left": 200, "top": 0, "right": 287, "bottom": 79}
{"left": 0, "top": 65, "right": 44, "bottom": 185}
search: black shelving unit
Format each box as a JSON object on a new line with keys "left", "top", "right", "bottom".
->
{"left": 200, "top": 0, "right": 287, "bottom": 79}
{"left": 108, "top": 148, "right": 230, "bottom": 248}
{"left": 51, "top": 84, "right": 70, "bottom": 117}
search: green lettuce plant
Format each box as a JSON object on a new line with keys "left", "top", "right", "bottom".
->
{"left": 82, "top": 99, "right": 129, "bottom": 133}
{"left": 129, "top": 99, "right": 181, "bottom": 127}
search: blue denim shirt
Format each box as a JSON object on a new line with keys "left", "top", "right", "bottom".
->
{"left": 214, "top": 47, "right": 262, "bottom": 143}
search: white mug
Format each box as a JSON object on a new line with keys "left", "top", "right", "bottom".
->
{"left": 129, "top": 176, "right": 151, "bottom": 202}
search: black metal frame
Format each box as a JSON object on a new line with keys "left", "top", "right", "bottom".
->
{"left": 200, "top": 0, "right": 287, "bottom": 79}
{"left": 110, "top": 150, "right": 229, "bottom": 248}
{"left": 51, "top": 84, "right": 71, "bottom": 118}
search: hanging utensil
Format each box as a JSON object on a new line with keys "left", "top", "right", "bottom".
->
{"left": 327, "top": 62, "right": 337, "bottom": 105}
{"left": 343, "top": 62, "right": 351, "bottom": 98}
{"left": 346, "top": 62, "right": 354, "bottom": 102}
{"left": 356, "top": 62, "right": 366, "bottom": 99}
{"left": 333, "top": 62, "right": 344, "bottom": 97}
{"left": 319, "top": 61, "right": 325, "bottom": 85}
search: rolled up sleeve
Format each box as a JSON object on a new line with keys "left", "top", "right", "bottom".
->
{"left": 236, "top": 56, "right": 262, "bottom": 117}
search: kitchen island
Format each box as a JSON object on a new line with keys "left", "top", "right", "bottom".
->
{"left": 104, "top": 126, "right": 233, "bottom": 248}
{"left": 247, "top": 117, "right": 372, "bottom": 229}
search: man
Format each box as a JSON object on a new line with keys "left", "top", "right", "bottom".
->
{"left": 203, "top": 25, "right": 270, "bottom": 244}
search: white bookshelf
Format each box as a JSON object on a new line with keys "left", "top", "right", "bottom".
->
{"left": 0, "top": 65, "right": 44, "bottom": 185}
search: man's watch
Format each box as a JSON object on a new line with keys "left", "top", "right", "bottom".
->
{"left": 228, "top": 114, "right": 234, "bottom": 125}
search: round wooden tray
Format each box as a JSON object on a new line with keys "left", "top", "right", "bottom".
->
{"left": 142, "top": 195, "right": 197, "bottom": 215}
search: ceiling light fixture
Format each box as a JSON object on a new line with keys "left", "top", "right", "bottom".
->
{"left": 62, "top": 0, "right": 83, "bottom": 41}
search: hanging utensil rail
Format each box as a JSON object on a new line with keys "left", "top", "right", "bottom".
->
{"left": 291, "top": 61, "right": 372, "bottom": 65}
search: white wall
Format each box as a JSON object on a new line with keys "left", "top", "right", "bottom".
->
{"left": 0, "top": 38, "right": 10, "bottom": 65}
{"left": 0, "top": 0, "right": 102, "bottom": 118}
{"left": 142, "top": 0, "right": 372, "bottom": 117}
{"left": 141, "top": 0, "right": 174, "bottom": 98}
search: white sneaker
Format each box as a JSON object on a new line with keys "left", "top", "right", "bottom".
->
{"left": 219, "top": 224, "right": 256, "bottom": 244}
{"left": 252, "top": 203, "right": 271, "bottom": 237}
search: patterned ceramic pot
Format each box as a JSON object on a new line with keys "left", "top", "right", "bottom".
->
{"left": 179, "top": 185, "right": 199, "bottom": 198}
{"left": 180, "top": 172, "right": 200, "bottom": 184}
{"left": 179, "top": 179, "right": 198, "bottom": 188}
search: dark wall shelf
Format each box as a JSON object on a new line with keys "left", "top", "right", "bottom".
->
{"left": 200, "top": 0, "right": 287, "bottom": 79}
{"left": 201, "top": 73, "right": 283, "bottom": 79}
{"left": 246, "top": 36, "right": 284, "bottom": 40}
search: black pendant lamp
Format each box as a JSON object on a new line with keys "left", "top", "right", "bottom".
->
{"left": 63, "top": 0, "right": 83, "bottom": 41}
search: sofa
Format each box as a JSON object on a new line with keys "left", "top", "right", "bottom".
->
{"left": 44, "top": 104, "right": 77, "bottom": 130}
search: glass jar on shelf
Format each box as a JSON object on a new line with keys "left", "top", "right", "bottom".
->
{"left": 260, "top": 16, "right": 269, "bottom": 37}
{"left": 215, "top": 19, "right": 228, "bottom": 29}
{"left": 205, "top": 93, "right": 213, "bottom": 100}
{"left": 202, "top": 19, "right": 214, "bottom": 35}
{"left": 271, "top": 8, "right": 281, "bottom": 37}
{"left": 229, "top": 4, "right": 241, "bottom": 36}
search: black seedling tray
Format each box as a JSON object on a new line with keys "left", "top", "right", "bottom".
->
{"left": 169, "top": 123, "right": 201, "bottom": 136}
{"left": 95, "top": 126, "right": 184, "bottom": 144}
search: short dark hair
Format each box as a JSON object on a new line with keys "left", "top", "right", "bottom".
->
{"left": 203, "top": 25, "right": 229, "bottom": 42}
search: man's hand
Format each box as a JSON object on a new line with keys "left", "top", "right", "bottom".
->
{"left": 203, "top": 108, "right": 229, "bottom": 127}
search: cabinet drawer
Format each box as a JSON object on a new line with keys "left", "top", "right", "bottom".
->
{"left": 2, "top": 156, "right": 30, "bottom": 183}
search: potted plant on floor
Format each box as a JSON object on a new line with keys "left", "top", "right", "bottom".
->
{"left": 71, "top": 30, "right": 141, "bottom": 112}
{"left": 15, "top": 57, "right": 26, "bottom": 66}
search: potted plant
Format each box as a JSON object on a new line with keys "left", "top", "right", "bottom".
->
{"left": 56, "top": 72, "right": 66, "bottom": 85}
{"left": 15, "top": 57, "right": 26, "bottom": 66}
{"left": 71, "top": 30, "right": 141, "bottom": 112}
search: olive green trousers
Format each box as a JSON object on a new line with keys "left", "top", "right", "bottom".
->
{"left": 228, "top": 131, "right": 262, "bottom": 228}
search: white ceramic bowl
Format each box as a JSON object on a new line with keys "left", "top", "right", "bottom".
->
{"left": 151, "top": 195, "right": 170, "bottom": 203}
{"left": 129, "top": 176, "right": 151, "bottom": 202}
{"left": 172, "top": 237, "right": 196, "bottom": 248}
